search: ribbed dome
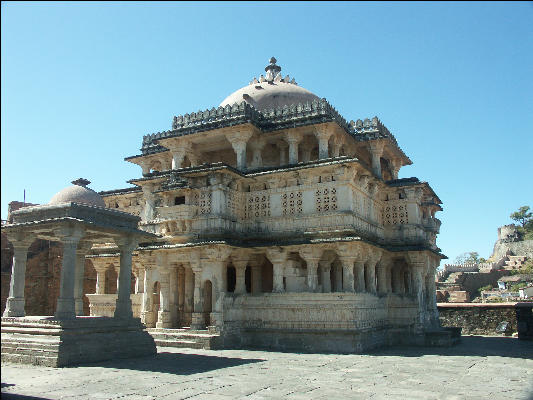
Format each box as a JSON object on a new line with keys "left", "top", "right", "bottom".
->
{"left": 219, "top": 57, "right": 320, "bottom": 111}
{"left": 49, "top": 178, "right": 106, "bottom": 208}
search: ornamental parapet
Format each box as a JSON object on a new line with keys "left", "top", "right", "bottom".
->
{"left": 136, "top": 99, "right": 408, "bottom": 160}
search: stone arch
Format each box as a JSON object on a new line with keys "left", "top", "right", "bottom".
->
{"left": 226, "top": 263, "right": 236, "bottom": 293}
{"left": 82, "top": 260, "right": 97, "bottom": 316}
{"left": 151, "top": 160, "right": 162, "bottom": 173}
{"left": 261, "top": 257, "right": 273, "bottom": 293}
{"left": 105, "top": 264, "right": 117, "bottom": 294}
{"left": 245, "top": 265, "right": 252, "bottom": 293}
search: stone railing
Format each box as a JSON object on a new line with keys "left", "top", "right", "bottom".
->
{"left": 138, "top": 99, "right": 405, "bottom": 157}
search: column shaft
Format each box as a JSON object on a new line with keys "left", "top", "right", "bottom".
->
{"left": 341, "top": 259, "right": 355, "bottom": 292}
{"left": 55, "top": 238, "right": 80, "bottom": 319}
{"left": 114, "top": 239, "right": 136, "bottom": 319}
{"left": 3, "top": 242, "right": 32, "bottom": 317}
{"left": 354, "top": 261, "right": 365, "bottom": 292}
{"left": 306, "top": 260, "right": 319, "bottom": 292}
{"left": 272, "top": 262, "right": 284, "bottom": 292}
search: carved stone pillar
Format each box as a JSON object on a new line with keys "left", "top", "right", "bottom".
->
{"left": 339, "top": 257, "right": 355, "bottom": 292}
{"left": 157, "top": 269, "right": 172, "bottom": 328}
{"left": 114, "top": 236, "right": 138, "bottom": 319}
{"left": 369, "top": 141, "right": 385, "bottom": 179}
{"left": 376, "top": 261, "right": 388, "bottom": 295}
{"left": 287, "top": 132, "right": 302, "bottom": 165}
{"left": 319, "top": 260, "right": 331, "bottom": 293}
{"left": 3, "top": 232, "right": 34, "bottom": 317}
{"left": 177, "top": 267, "right": 185, "bottom": 325}
{"left": 277, "top": 141, "right": 288, "bottom": 166}
{"left": 140, "top": 160, "right": 151, "bottom": 175}
{"left": 233, "top": 260, "right": 247, "bottom": 295}
{"left": 141, "top": 184, "right": 156, "bottom": 222}
{"left": 182, "top": 267, "right": 194, "bottom": 326}
{"left": 170, "top": 266, "right": 179, "bottom": 327}
{"left": 190, "top": 266, "right": 205, "bottom": 330}
{"left": 354, "top": 261, "right": 365, "bottom": 293}
{"left": 250, "top": 139, "right": 265, "bottom": 169}
{"left": 390, "top": 158, "right": 402, "bottom": 180}
{"left": 266, "top": 248, "right": 287, "bottom": 293}
{"left": 55, "top": 227, "right": 84, "bottom": 319}
{"left": 171, "top": 148, "right": 186, "bottom": 170}
{"left": 365, "top": 263, "right": 376, "bottom": 294}
{"left": 315, "top": 126, "right": 333, "bottom": 159}
{"left": 407, "top": 252, "right": 428, "bottom": 330}
{"left": 299, "top": 247, "right": 322, "bottom": 292}
{"left": 226, "top": 131, "right": 254, "bottom": 171}
{"left": 94, "top": 264, "right": 107, "bottom": 295}
{"left": 141, "top": 267, "right": 155, "bottom": 327}
{"left": 74, "top": 242, "right": 91, "bottom": 316}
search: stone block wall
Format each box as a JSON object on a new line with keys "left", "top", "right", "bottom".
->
{"left": 438, "top": 302, "right": 533, "bottom": 339}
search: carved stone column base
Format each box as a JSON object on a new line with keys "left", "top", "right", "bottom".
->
{"left": 114, "top": 299, "right": 133, "bottom": 319}
{"left": 156, "top": 311, "right": 172, "bottom": 328}
{"left": 55, "top": 299, "right": 76, "bottom": 319}
{"left": 75, "top": 299, "right": 84, "bottom": 316}
{"left": 209, "top": 311, "right": 223, "bottom": 327}
{"left": 141, "top": 311, "right": 155, "bottom": 327}
{"left": 2, "top": 298, "right": 25, "bottom": 317}
{"left": 190, "top": 312, "right": 205, "bottom": 330}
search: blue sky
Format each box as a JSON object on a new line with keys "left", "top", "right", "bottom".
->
{"left": 2, "top": 2, "right": 532, "bottom": 264}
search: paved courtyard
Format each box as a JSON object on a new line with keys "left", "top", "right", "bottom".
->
{"left": 1, "top": 336, "right": 532, "bottom": 400}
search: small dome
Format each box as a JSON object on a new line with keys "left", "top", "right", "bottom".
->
{"left": 49, "top": 178, "right": 106, "bottom": 208}
{"left": 219, "top": 57, "right": 320, "bottom": 111}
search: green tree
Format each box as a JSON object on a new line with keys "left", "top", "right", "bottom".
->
{"left": 510, "top": 206, "right": 532, "bottom": 228}
{"left": 454, "top": 251, "right": 480, "bottom": 264}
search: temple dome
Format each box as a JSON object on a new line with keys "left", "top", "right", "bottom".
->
{"left": 219, "top": 57, "right": 320, "bottom": 111}
{"left": 49, "top": 178, "right": 106, "bottom": 208}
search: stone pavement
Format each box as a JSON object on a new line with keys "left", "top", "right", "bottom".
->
{"left": 1, "top": 336, "right": 532, "bottom": 400}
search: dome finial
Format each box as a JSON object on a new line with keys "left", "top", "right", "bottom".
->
{"left": 265, "top": 56, "right": 281, "bottom": 82}
{"left": 72, "top": 178, "right": 91, "bottom": 187}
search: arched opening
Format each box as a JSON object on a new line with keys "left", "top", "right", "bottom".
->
{"left": 245, "top": 266, "right": 252, "bottom": 293}
{"left": 105, "top": 266, "right": 118, "bottom": 294}
{"left": 262, "top": 258, "right": 273, "bottom": 293}
{"left": 174, "top": 196, "right": 185, "bottom": 205}
{"left": 330, "top": 258, "right": 343, "bottom": 292}
{"left": 152, "top": 281, "right": 161, "bottom": 324}
{"left": 203, "top": 280, "right": 212, "bottom": 326}
{"left": 151, "top": 160, "right": 162, "bottom": 173}
{"left": 82, "top": 260, "right": 97, "bottom": 316}
{"left": 226, "top": 265, "right": 236, "bottom": 293}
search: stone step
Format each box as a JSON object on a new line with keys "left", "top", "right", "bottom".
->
{"left": 153, "top": 339, "right": 205, "bottom": 349}
{"left": 146, "top": 328, "right": 220, "bottom": 350}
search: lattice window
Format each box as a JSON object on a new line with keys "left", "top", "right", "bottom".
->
{"left": 382, "top": 204, "right": 408, "bottom": 225}
{"left": 245, "top": 191, "right": 270, "bottom": 219}
{"left": 282, "top": 191, "right": 303, "bottom": 215}
{"left": 315, "top": 187, "right": 337, "bottom": 212}
{"left": 194, "top": 190, "right": 211, "bottom": 215}
{"left": 227, "top": 190, "right": 244, "bottom": 219}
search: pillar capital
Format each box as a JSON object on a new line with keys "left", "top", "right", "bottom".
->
{"left": 5, "top": 230, "right": 36, "bottom": 248}
{"left": 265, "top": 247, "right": 287, "bottom": 264}
{"left": 286, "top": 131, "right": 303, "bottom": 144}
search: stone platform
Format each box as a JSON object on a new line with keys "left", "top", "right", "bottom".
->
{"left": 1, "top": 316, "right": 156, "bottom": 367}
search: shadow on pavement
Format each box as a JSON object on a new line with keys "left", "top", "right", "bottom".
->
{"left": 1, "top": 394, "right": 51, "bottom": 400}
{"left": 82, "top": 351, "right": 266, "bottom": 375}
{"left": 368, "top": 336, "right": 533, "bottom": 359}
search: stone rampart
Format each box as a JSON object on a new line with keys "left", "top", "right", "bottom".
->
{"left": 492, "top": 240, "right": 533, "bottom": 261}
{"left": 437, "top": 303, "right": 533, "bottom": 339}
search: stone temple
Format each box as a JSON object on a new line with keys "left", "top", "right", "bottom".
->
{"left": 2, "top": 57, "right": 451, "bottom": 357}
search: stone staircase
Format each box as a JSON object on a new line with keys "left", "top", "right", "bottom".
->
{"left": 146, "top": 328, "right": 221, "bottom": 350}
